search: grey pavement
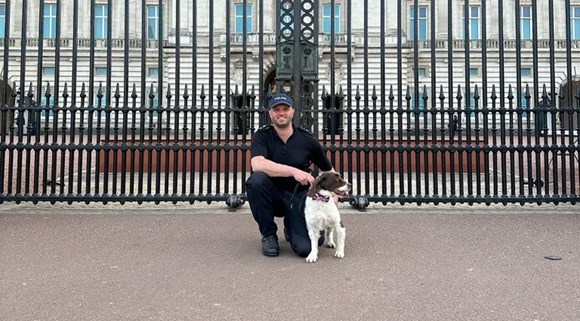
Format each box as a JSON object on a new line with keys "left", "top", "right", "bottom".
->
{"left": 1, "top": 202, "right": 579, "bottom": 321}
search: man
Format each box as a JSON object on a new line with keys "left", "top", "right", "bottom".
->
{"left": 245, "top": 92, "right": 334, "bottom": 257}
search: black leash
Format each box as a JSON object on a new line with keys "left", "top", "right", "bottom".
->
{"left": 289, "top": 182, "right": 306, "bottom": 210}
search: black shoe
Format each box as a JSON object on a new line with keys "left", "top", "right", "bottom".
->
{"left": 261, "top": 235, "right": 279, "bottom": 257}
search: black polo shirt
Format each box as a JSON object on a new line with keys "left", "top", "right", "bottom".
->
{"left": 251, "top": 125, "right": 332, "bottom": 191}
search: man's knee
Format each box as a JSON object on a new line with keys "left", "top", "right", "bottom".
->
{"left": 246, "top": 171, "right": 270, "bottom": 190}
{"left": 290, "top": 238, "right": 312, "bottom": 258}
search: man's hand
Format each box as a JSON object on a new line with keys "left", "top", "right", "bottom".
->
{"left": 293, "top": 169, "right": 315, "bottom": 186}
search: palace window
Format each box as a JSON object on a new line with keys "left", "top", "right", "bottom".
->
{"left": 94, "top": 4, "right": 108, "bottom": 39}
{"left": 43, "top": 4, "right": 57, "bottom": 38}
{"left": 409, "top": 5, "right": 428, "bottom": 40}
{"left": 148, "top": 67, "right": 159, "bottom": 78}
{"left": 469, "top": 67, "right": 480, "bottom": 78}
{"left": 520, "top": 6, "right": 532, "bottom": 40}
{"left": 572, "top": 6, "right": 580, "bottom": 40}
{"left": 463, "top": 5, "right": 480, "bottom": 39}
{"left": 147, "top": 5, "right": 159, "bottom": 39}
{"left": 0, "top": 4, "right": 5, "bottom": 38}
{"left": 234, "top": 3, "right": 253, "bottom": 33}
{"left": 43, "top": 67, "right": 55, "bottom": 76}
{"left": 322, "top": 3, "right": 341, "bottom": 34}
{"left": 95, "top": 67, "right": 108, "bottom": 77}
{"left": 521, "top": 67, "right": 532, "bottom": 78}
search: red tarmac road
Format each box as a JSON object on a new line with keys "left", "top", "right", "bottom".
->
{"left": 1, "top": 203, "right": 579, "bottom": 321}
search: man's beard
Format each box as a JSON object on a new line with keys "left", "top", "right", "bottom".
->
{"left": 272, "top": 118, "right": 292, "bottom": 128}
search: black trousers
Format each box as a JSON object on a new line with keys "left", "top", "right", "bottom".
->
{"left": 245, "top": 171, "right": 314, "bottom": 257}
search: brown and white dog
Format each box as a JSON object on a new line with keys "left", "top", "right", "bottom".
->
{"left": 304, "top": 172, "right": 351, "bottom": 263}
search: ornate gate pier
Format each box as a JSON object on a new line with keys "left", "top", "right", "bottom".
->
{"left": 276, "top": 0, "right": 318, "bottom": 130}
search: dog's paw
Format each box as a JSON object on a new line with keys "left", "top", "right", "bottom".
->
{"left": 334, "top": 250, "right": 344, "bottom": 259}
{"left": 325, "top": 241, "right": 336, "bottom": 248}
{"left": 305, "top": 254, "right": 318, "bottom": 263}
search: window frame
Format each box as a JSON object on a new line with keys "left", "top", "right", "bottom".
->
{"left": 520, "top": 67, "right": 533, "bottom": 78}
{"left": 409, "top": 5, "right": 428, "bottom": 40}
{"left": 0, "top": 3, "right": 6, "bottom": 38}
{"left": 469, "top": 67, "right": 480, "bottom": 78}
{"left": 147, "top": 67, "right": 159, "bottom": 78}
{"left": 520, "top": 5, "right": 532, "bottom": 40}
{"left": 322, "top": 3, "right": 341, "bottom": 34}
{"left": 412, "top": 66, "right": 429, "bottom": 79}
{"left": 462, "top": 5, "right": 481, "bottom": 40}
{"left": 43, "top": 3, "right": 57, "bottom": 39}
{"left": 95, "top": 66, "right": 108, "bottom": 77}
{"left": 147, "top": 5, "right": 159, "bottom": 40}
{"left": 94, "top": 4, "right": 108, "bottom": 39}
{"left": 234, "top": 3, "right": 253, "bottom": 33}
{"left": 43, "top": 67, "right": 56, "bottom": 76}
{"left": 572, "top": 6, "right": 580, "bottom": 40}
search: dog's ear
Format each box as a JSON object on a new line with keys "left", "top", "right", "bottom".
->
{"left": 306, "top": 175, "right": 323, "bottom": 197}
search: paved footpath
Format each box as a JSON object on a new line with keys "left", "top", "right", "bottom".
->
{"left": 1, "top": 202, "right": 579, "bottom": 321}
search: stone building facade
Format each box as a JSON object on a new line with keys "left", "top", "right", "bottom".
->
{"left": 1, "top": 0, "right": 579, "bottom": 132}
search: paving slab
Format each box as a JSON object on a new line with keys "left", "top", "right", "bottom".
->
{"left": 1, "top": 203, "right": 579, "bottom": 321}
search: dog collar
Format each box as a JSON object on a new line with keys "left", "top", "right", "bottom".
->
{"left": 312, "top": 193, "right": 330, "bottom": 202}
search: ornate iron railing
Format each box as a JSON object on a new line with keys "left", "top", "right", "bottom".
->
{"left": 1, "top": 0, "right": 579, "bottom": 206}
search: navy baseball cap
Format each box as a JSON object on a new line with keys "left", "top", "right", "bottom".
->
{"left": 268, "top": 93, "right": 293, "bottom": 109}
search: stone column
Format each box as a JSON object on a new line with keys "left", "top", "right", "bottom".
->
{"left": 385, "top": 0, "right": 399, "bottom": 37}
{"left": 259, "top": 1, "right": 272, "bottom": 34}
{"left": 436, "top": 0, "right": 449, "bottom": 39}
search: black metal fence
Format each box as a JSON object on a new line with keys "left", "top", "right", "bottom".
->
{"left": 1, "top": 0, "right": 579, "bottom": 206}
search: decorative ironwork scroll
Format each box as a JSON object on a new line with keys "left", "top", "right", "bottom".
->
{"left": 276, "top": 0, "right": 318, "bottom": 130}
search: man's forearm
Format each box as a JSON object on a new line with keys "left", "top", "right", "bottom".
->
{"left": 251, "top": 157, "right": 299, "bottom": 178}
